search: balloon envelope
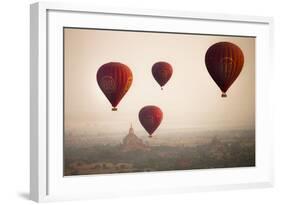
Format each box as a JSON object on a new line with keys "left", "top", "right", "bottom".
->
{"left": 96, "top": 62, "right": 133, "bottom": 110}
{"left": 138, "top": 105, "right": 163, "bottom": 137}
{"left": 152, "top": 62, "right": 173, "bottom": 90}
{"left": 205, "top": 42, "right": 244, "bottom": 97}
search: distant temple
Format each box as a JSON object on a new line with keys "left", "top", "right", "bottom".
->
{"left": 121, "top": 124, "right": 150, "bottom": 152}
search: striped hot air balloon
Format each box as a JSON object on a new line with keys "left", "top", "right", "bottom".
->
{"left": 205, "top": 42, "right": 244, "bottom": 97}
{"left": 138, "top": 105, "right": 163, "bottom": 138}
{"left": 152, "top": 61, "right": 173, "bottom": 90}
{"left": 97, "top": 62, "right": 133, "bottom": 111}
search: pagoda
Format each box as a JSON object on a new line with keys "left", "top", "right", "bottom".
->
{"left": 121, "top": 124, "right": 150, "bottom": 152}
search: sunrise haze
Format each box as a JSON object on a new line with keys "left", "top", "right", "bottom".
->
{"left": 64, "top": 28, "right": 255, "bottom": 136}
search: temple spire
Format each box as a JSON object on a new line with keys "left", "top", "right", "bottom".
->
{"left": 129, "top": 123, "right": 134, "bottom": 134}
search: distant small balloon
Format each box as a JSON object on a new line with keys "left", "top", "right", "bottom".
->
{"left": 138, "top": 105, "right": 163, "bottom": 138}
{"left": 152, "top": 62, "right": 173, "bottom": 90}
{"left": 96, "top": 62, "right": 133, "bottom": 111}
{"left": 205, "top": 42, "right": 244, "bottom": 97}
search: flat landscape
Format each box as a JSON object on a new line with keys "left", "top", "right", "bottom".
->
{"left": 64, "top": 129, "right": 255, "bottom": 176}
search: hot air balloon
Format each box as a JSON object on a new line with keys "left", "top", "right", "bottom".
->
{"left": 138, "top": 105, "right": 163, "bottom": 138}
{"left": 205, "top": 42, "right": 244, "bottom": 97}
{"left": 152, "top": 61, "right": 173, "bottom": 90}
{"left": 97, "top": 62, "right": 133, "bottom": 111}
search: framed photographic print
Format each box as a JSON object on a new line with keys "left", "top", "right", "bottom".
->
{"left": 30, "top": 2, "right": 274, "bottom": 202}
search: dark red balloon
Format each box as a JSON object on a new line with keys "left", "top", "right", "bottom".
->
{"left": 97, "top": 62, "right": 133, "bottom": 111}
{"left": 138, "top": 106, "right": 163, "bottom": 137}
{"left": 152, "top": 62, "right": 173, "bottom": 90}
{"left": 205, "top": 42, "right": 244, "bottom": 97}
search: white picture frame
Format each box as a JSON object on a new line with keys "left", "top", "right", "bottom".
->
{"left": 30, "top": 2, "right": 274, "bottom": 202}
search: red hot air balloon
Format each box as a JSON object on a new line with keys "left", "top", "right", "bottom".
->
{"left": 152, "top": 62, "right": 173, "bottom": 90}
{"left": 138, "top": 105, "right": 163, "bottom": 138}
{"left": 97, "top": 62, "right": 133, "bottom": 111}
{"left": 205, "top": 42, "right": 244, "bottom": 97}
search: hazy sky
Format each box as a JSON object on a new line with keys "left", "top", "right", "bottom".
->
{"left": 64, "top": 28, "right": 255, "bottom": 134}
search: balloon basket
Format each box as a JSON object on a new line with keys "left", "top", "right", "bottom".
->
{"left": 148, "top": 135, "right": 153, "bottom": 138}
{"left": 161, "top": 87, "right": 163, "bottom": 90}
{"left": 112, "top": 107, "right": 118, "bottom": 111}
{"left": 221, "top": 93, "right": 227, "bottom": 98}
